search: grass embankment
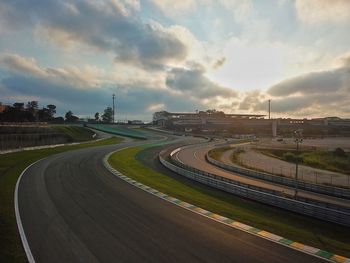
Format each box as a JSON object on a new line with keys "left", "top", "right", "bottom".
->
{"left": 259, "top": 149, "right": 350, "bottom": 175}
{"left": 208, "top": 146, "right": 245, "bottom": 163}
{"left": 109, "top": 146, "right": 350, "bottom": 257}
{"left": 0, "top": 137, "right": 123, "bottom": 263}
{"left": 87, "top": 124, "right": 147, "bottom": 140}
{"left": 207, "top": 146, "right": 231, "bottom": 160}
{"left": 53, "top": 125, "right": 95, "bottom": 142}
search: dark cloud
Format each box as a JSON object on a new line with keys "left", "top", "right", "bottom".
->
{"left": 258, "top": 53, "right": 350, "bottom": 117}
{"left": 166, "top": 65, "right": 237, "bottom": 100}
{"left": 0, "top": 71, "right": 201, "bottom": 119}
{"left": 268, "top": 60, "right": 350, "bottom": 97}
{"left": 0, "top": 0, "right": 187, "bottom": 68}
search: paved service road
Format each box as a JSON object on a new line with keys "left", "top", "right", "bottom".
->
{"left": 18, "top": 141, "right": 325, "bottom": 263}
{"left": 174, "top": 143, "right": 350, "bottom": 209}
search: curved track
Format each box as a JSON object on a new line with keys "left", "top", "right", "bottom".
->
{"left": 174, "top": 143, "right": 350, "bottom": 208}
{"left": 18, "top": 140, "right": 325, "bottom": 262}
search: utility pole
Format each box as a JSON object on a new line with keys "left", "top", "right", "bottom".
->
{"left": 268, "top": 99, "right": 271, "bottom": 119}
{"left": 112, "top": 93, "right": 115, "bottom": 124}
{"left": 294, "top": 129, "right": 303, "bottom": 198}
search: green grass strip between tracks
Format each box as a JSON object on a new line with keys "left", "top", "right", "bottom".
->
{"left": 109, "top": 146, "right": 350, "bottom": 258}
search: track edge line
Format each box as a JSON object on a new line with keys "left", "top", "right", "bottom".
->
{"left": 14, "top": 158, "right": 45, "bottom": 263}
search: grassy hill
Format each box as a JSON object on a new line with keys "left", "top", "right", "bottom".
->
{"left": 53, "top": 125, "right": 95, "bottom": 142}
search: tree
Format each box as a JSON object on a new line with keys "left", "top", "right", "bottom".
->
{"left": 334, "top": 148, "right": 346, "bottom": 157}
{"left": 26, "top": 101, "right": 38, "bottom": 110}
{"left": 47, "top": 104, "right": 56, "bottom": 119}
{"left": 65, "top": 111, "right": 73, "bottom": 120}
{"left": 13, "top": 102, "right": 24, "bottom": 110}
{"left": 94, "top": 112, "right": 100, "bottom": 122}
{"left": 65, "top": 111, "right": 79, "bottom": 122}
{"left": 102, "top": 107, "right": 113, "bottom": 123}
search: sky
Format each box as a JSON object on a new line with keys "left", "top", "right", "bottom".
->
{"left": 0, "top": 0, "right": 350, "bottom": 121}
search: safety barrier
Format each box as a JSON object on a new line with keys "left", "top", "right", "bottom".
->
{"left": 206, "top": 152, "right": 350, "bottom": 200}
{"left": 159, "top": 149, "right": 350, "bottom": 227}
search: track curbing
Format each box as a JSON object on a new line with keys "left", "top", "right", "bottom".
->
{"left": 104, "top": 151, "right": 350, "bottom": 263}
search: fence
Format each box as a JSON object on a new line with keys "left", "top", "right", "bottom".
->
{"left": 159, "top": 148, "right": 350, "bottom": 227}
{"left": 206, "top": 153, "right": 350, "bottom": 200}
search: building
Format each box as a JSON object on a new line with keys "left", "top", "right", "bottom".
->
{"left": 0, "top": 102, "right": 9, "bottom": 113}
{"left": 153, "top": 110, "right": 270, "bottom": 133}
{"left": 153, "top": 110, "right": 350, "bottom": 137}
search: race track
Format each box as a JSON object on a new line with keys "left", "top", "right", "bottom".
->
{"left": 18, "top": 141, "right": 325, "bottom": 262}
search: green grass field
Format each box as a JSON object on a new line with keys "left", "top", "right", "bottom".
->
{"left": 53, "top": 125, "right": 95, "bottom": 141}
{"left": 109, "top": 146, "right": 350, "bottom": 258}
{"left": 0, "top": 137, "right": 123, "bottom": 263}
{"left": 87, "top": 124, "right": 147, "bottom": 140}
{"left": 259, "top": 149, "right": 350, "bottom": 175}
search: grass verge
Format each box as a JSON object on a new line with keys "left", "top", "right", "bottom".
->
{"left": 0, "top": 137, "right": 123, "bottom": 263}
{"left": 109, "top": 146, "right": 350, "bottom": 258}
{"left": 207, "top": 146, "right": 231, "bottom": 160}
{"left": 260, "top": 149, "right": 350, "bottom": 175}
{"left": 53, "top": 125, "right": 95, "bottom": 142}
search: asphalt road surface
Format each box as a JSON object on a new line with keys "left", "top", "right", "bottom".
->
{"left": 18, "top": 141, "right": 325, "bottom": 263}
{"left": 174, "top": 143, "right": 350, "bottom": 209}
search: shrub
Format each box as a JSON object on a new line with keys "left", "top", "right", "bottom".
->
{"left": 334, "top": 147, "right": 346, "bottom": 157}
{"left": 283, "top": 152, "right": 295, "bottom": 162}
{"left": 283, "top": 152, "right": 303, "bottom": 163}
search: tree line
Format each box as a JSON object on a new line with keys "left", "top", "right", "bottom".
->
{"left": 0, "top": 101, "right": 115, "bottom": 123}
{"left": 0, "top": 101, "right": 79, "bottom": 123}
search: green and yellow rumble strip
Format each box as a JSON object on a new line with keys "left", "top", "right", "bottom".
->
{"left": 103, "top": 152, "right": 350, "bottom": 263}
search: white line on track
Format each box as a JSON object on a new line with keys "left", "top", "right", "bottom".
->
{"left": 15, "top": 159, "right": 46, "bottom": 263}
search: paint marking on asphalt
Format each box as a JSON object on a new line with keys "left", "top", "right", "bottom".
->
{"left": 15, "top": 159, "right": 46, "bottom": 263}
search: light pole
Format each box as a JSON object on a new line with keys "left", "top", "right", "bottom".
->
{"left": 294, "top": 129, "right": 303, "bottom": 198}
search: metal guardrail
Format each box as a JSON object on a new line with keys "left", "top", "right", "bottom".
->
{"left": 206, "top": 153, "right": 350, "bottom": 200}
{"left": 159, "top": 149, "right": 350, "bottom": 227}
{"left": 171, "top": 148, "right": 350, "bottom": 213}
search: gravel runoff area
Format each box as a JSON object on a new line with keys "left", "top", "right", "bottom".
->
{"left": 222, "top": 138, "right": 350, "bottom": 188}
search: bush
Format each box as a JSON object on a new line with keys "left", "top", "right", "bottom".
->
{"left": 334, "top": 147, "right": 346, "bottom": 157}
{"left": 283, "top": 152, "right": 295, "bottom": 162}
{"left": 283, "top": 152, "right": 303, "bottom": 163}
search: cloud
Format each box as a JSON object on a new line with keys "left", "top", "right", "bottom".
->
{"left": 166, "top": 63, "right": 237, "bottom": 101}
{"left": 0, "top": 72, "right": 201, "bottom": 119}
{"left": 149, "top": 0, "right": 197, "bottom": 15}
{"left": 0, "top": 0, "right": 188, "bottom": 68}
{"left": 237, "top": 52, "right": 350, "bottom": 117}
{"left": 238, "top": 90, "right": 264, "bottom": 110}
{"left": 146, "top": 103, "right": 165, "bottom": 112}
{"left": 0, "top": 53, "right": 104, "bottom": 88}
{"left": 0, "top": 54, "right": 206, "bottom": 119}
{"left": 268, "top": 56, "right": 350, "bottom": 97}
{"left": 0, "top": 54, "right": 46, "bottom": 77}
{"left": 295, "top": 0, "right": 350, "bottom": 24}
